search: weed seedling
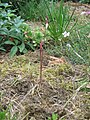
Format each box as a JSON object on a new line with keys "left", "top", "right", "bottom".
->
{"left": 48, "top": 113, "right": 58, "bottom": 120}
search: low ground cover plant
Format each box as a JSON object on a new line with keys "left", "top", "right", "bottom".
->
{"left": 39, "top": 0, "right": 79, "bottom": 61}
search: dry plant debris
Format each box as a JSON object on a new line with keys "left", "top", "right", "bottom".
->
{"left": 0, "top": 51, "right": 90, "bottom": 120}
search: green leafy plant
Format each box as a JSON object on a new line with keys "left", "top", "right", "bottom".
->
{"left": 32, "top": 28, "right": 44, "bottom": 47}
{"left": 45, "top": 0, "right": 90, "bottom": 66}
{"left": 43, "top": 0, "right": 77, "bottom": 43}
{"left": 0, "top": 36, "right": 6, "bottom": 51}
{"left": 19, "top": 0, "right": 50, "bottom": 21}
{"left": 19, "top": 0, "right": 38, "bottom": 20}
{"left": 66, "top": 23, "right": 90, "bottom": 65}
{"left": 1, "top": 0, "right": 41, "bottom": 11}
{"left": 0, "top": 3, "right": 25, "bottom": 56}
{"left": 0, "top": 3, "right": 40, "bottom": 57}
{"left": 48, "top": 113, "right": 58, "bottom": 120}
{"left": 0, "top": 107, "right": 17, "bottom": 120}
{"left": 79, "top": 0, "right": 90, "bottom": 3}
{"left": 36, "top": 0, "right": 50, "bottom": 21}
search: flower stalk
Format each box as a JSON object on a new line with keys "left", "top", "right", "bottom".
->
{"left": 40, "top": 41, "right": 43, "bottom": 82}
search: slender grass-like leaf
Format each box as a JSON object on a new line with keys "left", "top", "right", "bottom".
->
{"left": 65, "top": 8, "right": 76, "bottom": 31}
{"left": 42, "top": 0, "right": 76, "bottom": 42}
{"left": 4, "top": 40, "right": 15, "bottom": 45}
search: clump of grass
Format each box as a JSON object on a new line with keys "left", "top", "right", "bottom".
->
{"left": 19, "top": 0, "right": 50, "bottom": 21}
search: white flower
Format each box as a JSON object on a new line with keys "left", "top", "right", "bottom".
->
{"left": 33, "top": 41, "right": 36, "bottom": 43}
{"left": 81, "top": 12, "right": 86, "bottom": 15}
{"left": 81, "top": 11, "right": 90, "bottom": 15}
{"left": 62, "top": 31, "right": 70, "bottom": 37}
{"left": 66, "top": 43, "right": 71, "bottom": 48}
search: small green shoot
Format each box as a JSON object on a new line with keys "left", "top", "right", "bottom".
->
{"left": 48, "top": 113, "right": 58, "bottom": 120}
{"left": 0, "top": 111, "right": 6, "bottom": 120}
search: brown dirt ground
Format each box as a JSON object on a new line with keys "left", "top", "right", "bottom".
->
{"left": 0, "top": 50, "right": 90, "bottom": 120}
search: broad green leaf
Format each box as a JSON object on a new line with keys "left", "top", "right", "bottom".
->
{"left": 4, "top": 40, "right": 15, "bottom": 45}
{"left": 7, "top": 13, "right": 15, "bottom": 17}
{"left": 0, "top": 28, "right": 9, "bottom": 35}
{"left": 22, "top": 48, "right": 28, "bottom": 54}
{"left": 18, "top": 42, "right": 25, "bottom": 53}
{"left": 27, "top": 42, "right": 35, "bottom": 51}
{"left": 9, "top": 29, "right": 24, "bottom": 40}
{"left": 0, "top": 3, "right": 8, "bottom": 7}
{"left": 0, "top": 47, "right": 6, "bottom": 51}
{"left": 0, "top": 36, "right": 3, "bottom": 41}
{"left": 10, "top": 46, "right": 18, "bottom": 58}
{"left": 15, "top": 40, "right": 19, "bottom": 45}
{"left": 9, "top": 33, "right": 24, "bottom": 41}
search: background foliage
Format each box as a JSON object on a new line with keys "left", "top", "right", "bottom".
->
{"left": 0, "top": 0, "right": 90, "bottom": 65}
{"left": 0, "top": 3, "right": 44, "bottom": 57}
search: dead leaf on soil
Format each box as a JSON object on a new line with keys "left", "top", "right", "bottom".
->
{"left": 0, "top": 59, "right": 4, "bottom": 64}
{"left": 86, "top": 83, "right": 90, "bottom": 89}
{"left": 49, "top": 56, "right": 67, "bottom": 66}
